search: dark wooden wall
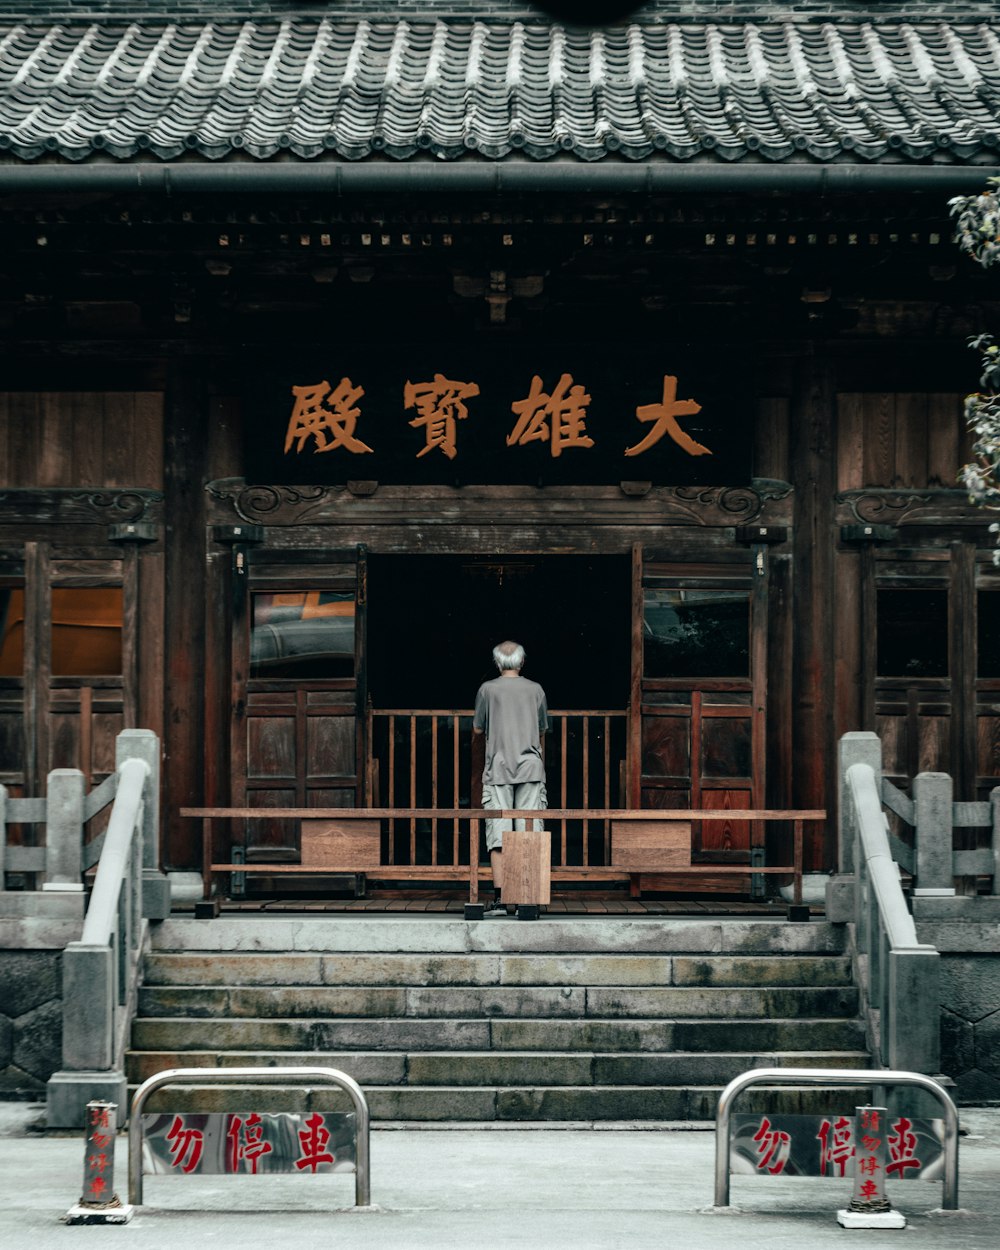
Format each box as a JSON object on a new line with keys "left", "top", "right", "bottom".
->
{"left": 0, "top": 391, "right": 165, "bottom": 815}
{"left": 837, "top": 392, "right": 965, "bottom": 490}
{"left": 0, "top": 392, "right": 163, "bottom": 489}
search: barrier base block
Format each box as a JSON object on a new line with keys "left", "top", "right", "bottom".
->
{"left": 464, "top": 903, "right": 484, "bottom": 921}
{"left": 63, "top": 1202, "right": 134, "bottom": 1225}
{"left": 837, "top": 1208, "right": 906, "bottom": 1229}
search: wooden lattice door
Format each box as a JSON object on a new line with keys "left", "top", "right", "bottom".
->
{"left": 231, "top": 546, "right": 367, "bottom": 862}
{"left": 628, "top": 544, "right": 768, "bottom": 891}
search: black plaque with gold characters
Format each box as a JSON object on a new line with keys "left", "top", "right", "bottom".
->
{"left": 244, "top": 343, "right": 752, "bottom": 487}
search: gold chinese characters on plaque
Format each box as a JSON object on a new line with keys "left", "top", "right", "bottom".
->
{"left": 283, "top": 372, "right": 712, "bottom": 461}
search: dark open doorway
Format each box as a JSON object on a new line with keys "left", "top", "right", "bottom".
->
{"left": 367, "top": 554, "right": 630, "bottom": 710}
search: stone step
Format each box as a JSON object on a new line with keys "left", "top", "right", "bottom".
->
{"left": 136, "top": 983, "right": 858, "bottom": 1020}
{"left": 489, "top": 1017, "right": 867, "bottom": 1052}
{"left": 132, "top": 1005, "right": 865, "bottom": 1055}
{"left": 131, "top": 1015, "right": 865, "bottom": 1054}
{"left": 130, "top": 918, "right": 866, "bottom": 1125}
{"left": 129, "top": 1081, "right": 876, "bottom": 1122}
{"left": 143, "top": 951, "right": 853, "bottom": 989}
{"left": 126, "top": 1048, "right": 872, "bottom": 1087}
{"left": 150, "top": 917, "right": 847, "bottom": 957}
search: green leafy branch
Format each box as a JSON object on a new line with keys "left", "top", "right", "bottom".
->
{"left": 950, "top": 180, "right": 1000, "bottom": 559}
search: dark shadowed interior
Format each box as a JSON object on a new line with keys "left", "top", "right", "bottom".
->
{"left": 367, "top": 554, "right": 631, "bottom": 710}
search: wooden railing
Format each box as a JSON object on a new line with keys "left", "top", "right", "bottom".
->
{"left": 367, "top": 708, "right": 628, "bottom": 869}
{"left": 188, "top": 806, "right": 825, "bottom": 908}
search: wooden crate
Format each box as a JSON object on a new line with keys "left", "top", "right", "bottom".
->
{"left": 300, "top": 819, "right": 381, "bottom": 870}
{"left": 503, "top": 828, "right": 551, "bottom": 906}
{"left": 610, "top": 820, "right": 691, "bottom": 871}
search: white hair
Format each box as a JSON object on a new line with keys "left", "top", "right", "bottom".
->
{"left": 493, "top": 640, "right": 525, "bottom": 671}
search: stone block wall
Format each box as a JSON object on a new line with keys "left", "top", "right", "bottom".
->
{"left": 939, "top": 953, "right": 1000, "bottom": 1102}
{"left": 0, "top": 951, "right": 62, "bottom": 1097}
{"left": 917, "top": 923, "right": 1000, "bottom": 1103}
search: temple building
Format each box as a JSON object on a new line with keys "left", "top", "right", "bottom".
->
{"left": 2, "top": 1, "right": 1000, "bottom": 1115}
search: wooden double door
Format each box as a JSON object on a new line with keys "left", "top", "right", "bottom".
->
{"left": 230, "top": 547, "right": 367, "bottom": 860}
{"left": 864, "top": 538, "right": 1000, "bottom": 802}
{"left": 230, "top": 544, "right": 772, "bottom": 887}
{"left": 629, "top": 546, "right": 769, "bottom": 887}
{"left": 0, "top": 536, "right": 151, "bottom": 808}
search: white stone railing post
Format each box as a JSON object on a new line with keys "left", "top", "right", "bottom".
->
{"left": 0, "top": 783, "right": 6, "bottom": 889}
{"left": 116, "top": 729, "right": 169, "bottom": 920}
{"left": 887, "top": 946, "right": 940, "bottom": 1072}
{"left": 913, "top": 772, "right": 956, "bottom": 898}
{"left": 44, "top": 768, "right": 85, "bottom": 890}
{"left": 828, "top": 731, "right": 882, "bottom": 923}
{"left": 838, "top": 731, "right": 883, "bottom": 876}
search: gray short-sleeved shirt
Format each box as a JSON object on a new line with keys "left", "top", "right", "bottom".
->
{"left": 473, "top": 675, "right": 550, "bottom": 785}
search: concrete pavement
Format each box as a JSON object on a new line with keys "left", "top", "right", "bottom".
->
{"left": 1, "top": 1102, "right": 998, "bottom": 1249}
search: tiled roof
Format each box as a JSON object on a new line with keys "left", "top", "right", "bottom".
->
{"left": 2, "top": 18, "right": 1000, "bottom": 164}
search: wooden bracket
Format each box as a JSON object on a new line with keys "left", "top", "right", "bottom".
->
{"left": 840, "top": 524, "right": 898, "bottom": 544}
{"left": 735, "top": 525, "right": 787, "bottom": 545}
{"left": 107, "top": 521, "right": 158, "bottom": 544}
{"left": 212, "top": 524, "right": 264, "bottom": 545}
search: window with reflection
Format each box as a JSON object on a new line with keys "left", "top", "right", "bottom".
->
{"left": 643, "top": 589, "right": 749, "bottom": 679}
{"left": 0, "top": 588, "right": 24, "bottom": 677}
{"left": 51, "top": 588, "right": 122, "bottom": 676}
{"left": 251, "top": 590, "right": 355, "bottom": 679}
{"left": 978, "top": 591, "right": 1000, "bottom": 678}
{"left": 876, "top": 589, "right": 948, "bottom": 678}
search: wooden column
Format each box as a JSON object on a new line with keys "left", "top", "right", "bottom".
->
{"left": 162, "top": 363, "right": 209, "bottom": 869}
{"left": 24, "top": 540, "right": 48, "bottom": 793}
{"left": 121, "top": 543, "right": 139, "bottom": 729}
{"left": 204, "top": 397, "right": 243, "bottom": 840}
{"left": 765, "top": 546, "right": 794, "bottom": 870}
{"left": 628, "top": 542, "right": 642, "bottom": 808}
{"left": 950, "top": 539, "right": 977, "bottom": 799}
{"left": 951, "top": 538, "right": 978, "bottom": 895}
{"left": 137, "top": 541, "right": 166, "bottom": 747}
{"left": 790, "top": 354, "right": 837, "bottom": 870}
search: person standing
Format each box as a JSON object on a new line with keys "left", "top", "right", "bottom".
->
{"left": 473, "top": 640, "right": 549, "bottom": 916}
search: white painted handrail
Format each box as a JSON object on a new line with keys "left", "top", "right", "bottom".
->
{"left": 844, "top": 760, "right": 940, "bottom": 1071}
{"left": 80, "top": 758, "right": 148, "bottom": 945}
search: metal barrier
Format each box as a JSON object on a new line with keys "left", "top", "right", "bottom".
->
{"left": 128, "top": 1066, "right": 371, "bottom": 1209}
{"left": 713, "top": 1067, "right": 959, "bottom": 1210}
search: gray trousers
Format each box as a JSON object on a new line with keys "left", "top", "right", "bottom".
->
{"left": 482, "top": 780, "right": 547, "bottom": 852}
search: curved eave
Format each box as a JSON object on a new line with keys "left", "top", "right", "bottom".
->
{"left": 0, "top": 155, "right": 997, "bottom": 195}
{"left": 4, "top": 17, "right": 1000, "bottom": 187}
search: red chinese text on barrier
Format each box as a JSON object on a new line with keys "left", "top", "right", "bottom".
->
{"left": 817, "top": 1115, "right": 855, "bottom": 1178}
{"left": 752, "top": 1117, "right": 792, "bottom": 1175}
{"left": 227, "top": 1113, "right": 274, "bottom": 1175}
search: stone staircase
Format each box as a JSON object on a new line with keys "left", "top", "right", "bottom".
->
{"left": 127, "top": 916, "right": 870, "bottom": 1120}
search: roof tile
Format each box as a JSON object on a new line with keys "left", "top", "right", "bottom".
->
{"left": 2, "top": 16, "right": 1000, "bottom": 164}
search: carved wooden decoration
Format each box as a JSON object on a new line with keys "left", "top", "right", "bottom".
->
{"left": 207, "top": 477, "right": 793, "bottom": 529}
